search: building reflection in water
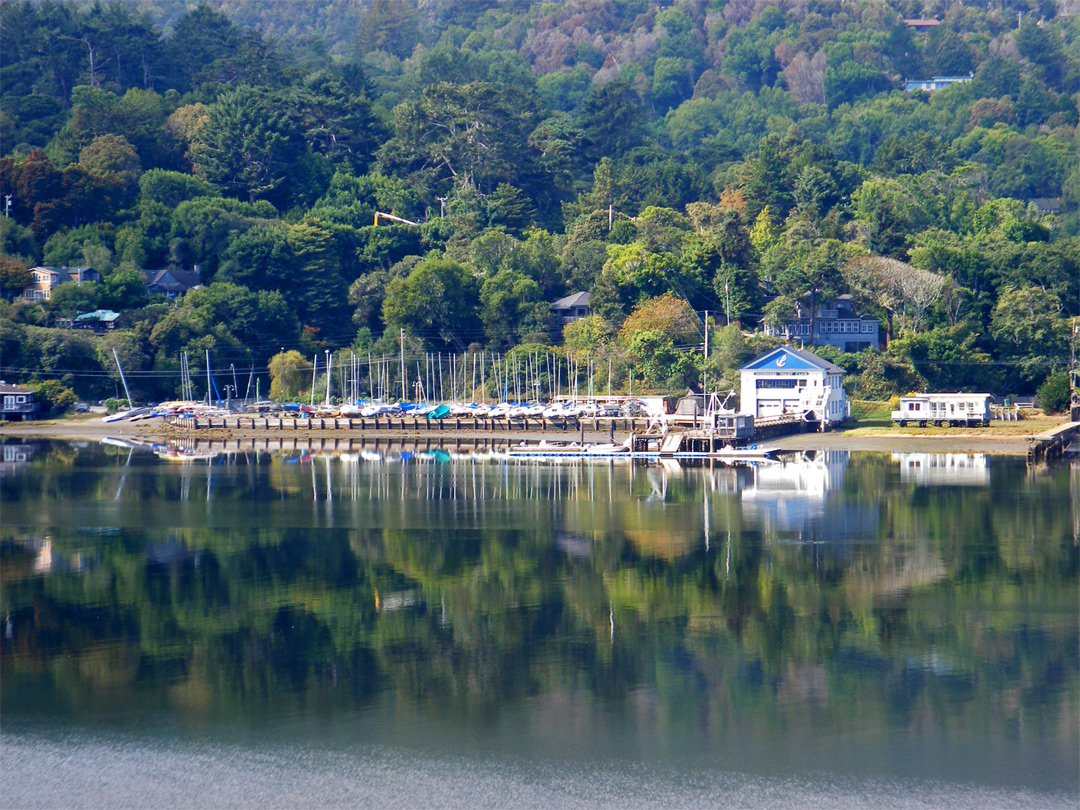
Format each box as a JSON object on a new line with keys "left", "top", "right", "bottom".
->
{"left": 891, "top": 452, "right": 990, "bottom": 486}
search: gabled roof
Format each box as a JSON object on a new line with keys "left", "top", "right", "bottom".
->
{"left": 0, "top": 383, "right": 34, "bottom": 394}
{"left": 551, "top": 291, "right": 590, "bottom": 310}
{"left": 739, "top": 346, "right": 845, "bottom": 374}
{"left": 29, "top": 266, "right": 97, "bottom": 282}
{"left": 74, "top": 309, "right": 120, "bottom": 322}
{"left": 143, "top": 267, "right": 201, "bottom": 292}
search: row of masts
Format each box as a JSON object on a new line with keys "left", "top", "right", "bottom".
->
{"left": 126, "top": 348, "right": 632, "bottom": 407}
{"left": 309, "top": 350, "right": 628, "bottom": 406}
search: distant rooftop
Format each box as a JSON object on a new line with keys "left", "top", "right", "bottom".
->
{"left": 551, "top": 291, "right": 590, "bottom": 310}
{"left": 74, "top": 309, "right": 120, "bottom": 322}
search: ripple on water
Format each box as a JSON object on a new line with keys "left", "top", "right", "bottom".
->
{"left": 3, "top": 730, "right": 1075, "bottom": 810}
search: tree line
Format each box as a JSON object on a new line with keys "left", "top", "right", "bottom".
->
{"left": 0, "top": 0, "right": 1076, "bottom": 406}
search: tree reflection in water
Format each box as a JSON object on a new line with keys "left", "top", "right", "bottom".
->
{"left": 1, "top": 440, "right": 1076, "bottom": 783}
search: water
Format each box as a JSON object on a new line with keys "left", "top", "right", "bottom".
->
{"left": 2, "top": 440, "right": 1077, "bottom": 808}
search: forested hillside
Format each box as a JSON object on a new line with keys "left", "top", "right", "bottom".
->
{"left": 1, "top": 0, "right": 1076, "bottom": 406}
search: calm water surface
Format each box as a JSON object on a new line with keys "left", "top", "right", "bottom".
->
{"left": 2, "top": 440, "right": 1077, "bottom": 808}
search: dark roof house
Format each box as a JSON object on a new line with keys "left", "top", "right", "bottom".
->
{"left": 143, "top": 268, "right": 202, "bottom": 299}
{"left": 0, "top": 383, "right": 40, "bottom": 421}
{"left": 551, "top": 291, "right": 590, "bottom": 324}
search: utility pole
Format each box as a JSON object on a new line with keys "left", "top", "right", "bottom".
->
{"left": 437, "top": 196, "right": 447, "bottom": 218}
{"left": 3, "top": 195, "right": 11, "bottom": 218}
{"left": 699, "top": 311, "right": 708, "bottom": 399}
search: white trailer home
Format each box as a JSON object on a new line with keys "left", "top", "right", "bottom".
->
{"left": 891, "top": 393, "right": 992, "bottom": 427}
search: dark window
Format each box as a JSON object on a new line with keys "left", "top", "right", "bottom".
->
{"left": 757, "top": 379, "right": 798, "bottom": 389}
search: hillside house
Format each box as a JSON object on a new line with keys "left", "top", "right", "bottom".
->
{"left": 73, "top": 309, "right": 121, "bottom": 332}
{"left": 143, "top": 267, "right": 201, "bottom": 300}
{"left": 763, "top": 295, "right": 880, "bottom": 352}
{"left": 551, "top": 292, "right": 590, "bottom": 325}
{"left": 21, "top": 266, "right": 101, "bottom": 301}
{"left": 904, "top": 74, "right": 973, "bottom": 92}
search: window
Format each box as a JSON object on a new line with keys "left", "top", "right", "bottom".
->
{"left": 757, "top": 379, "right": 798, "bottom": 389}
{"left": 862, "top": 322, "right": 875, "bottom": 333}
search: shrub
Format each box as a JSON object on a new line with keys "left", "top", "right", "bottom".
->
{"left": 29, "top": 380, "right": 78, "bottom": 415}
{"left": 1036, "top": 372, "right": 1069, "bottom": 413}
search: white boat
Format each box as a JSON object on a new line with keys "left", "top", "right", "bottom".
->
{"left": 709, "top": 445, "right": 779, "bottom": 459}
{"left": 584, "top": 441, "right": 631, "bottom": 455}
{"left": 101, "top": 407, "right": 152, "bottom": 423}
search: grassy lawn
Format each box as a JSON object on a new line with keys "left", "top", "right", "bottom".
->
{"left": 844, "top": 400, "right": 1063, "bottom": 436}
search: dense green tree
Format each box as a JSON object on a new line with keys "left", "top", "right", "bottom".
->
{"left": 479, "top": 268, "right": 548, "bottom": 349}
{"left": 191, "top": 86, "right": 301, "bottom": 204}
{"left": 990, "top": 286, "right": 1070, "bottom": 390}
{"left": 285, "top": 71, "right": 382, "bottom": 173}
{"left": 380, "top": 82, "right": 541, "bottom": 197}
{"left": 100, "top": 267, "right": 149, "bottom": 310}
{"left": 138, "top": 170, "right": 214, "bottom": 207}
{"left": 578, "top": 78, "right": 644, "bottom": 163}
{"left": 382, "top": 255, "right": 481, "bottom": 349}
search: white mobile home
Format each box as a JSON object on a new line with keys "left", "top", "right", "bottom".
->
{"left": 891, "top": 393, "right": 992, "bottom": 427}
{"left": 891, "top": 453, "right": 989, "bottom": 486}
{"left": 739, "top": 347, "right": 849, "bottom": 428}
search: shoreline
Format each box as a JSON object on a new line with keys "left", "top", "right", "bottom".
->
{"left": 0, "top": 416, "right": 1058, "bottom": 454}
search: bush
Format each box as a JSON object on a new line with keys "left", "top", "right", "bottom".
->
{"left": 104, "top": 397, "right": 131, "bottom": 414}
{"left": 1036, "top": 372, "right": 1069, "bottom": 413}
{"left": 28, "top": 380, "right": 78, "bottom": 415}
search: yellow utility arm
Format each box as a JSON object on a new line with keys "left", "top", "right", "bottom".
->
{"left": 373, "top": 211, "right": 420, "bottom": 227}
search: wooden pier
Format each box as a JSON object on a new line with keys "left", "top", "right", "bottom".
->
{"left": 1026, "top": 422, "right": 1079, "bottom": 464}
{"left": 165, "top": 413, "right": 650, "bottom": 435}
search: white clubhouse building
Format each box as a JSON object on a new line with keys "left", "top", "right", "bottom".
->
{"left": 739, "top": 346, "right": 849, "bottom": 427}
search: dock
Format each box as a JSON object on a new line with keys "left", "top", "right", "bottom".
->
{"left": 1026, "top": 422, "right": 1079, "bottom": 464}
